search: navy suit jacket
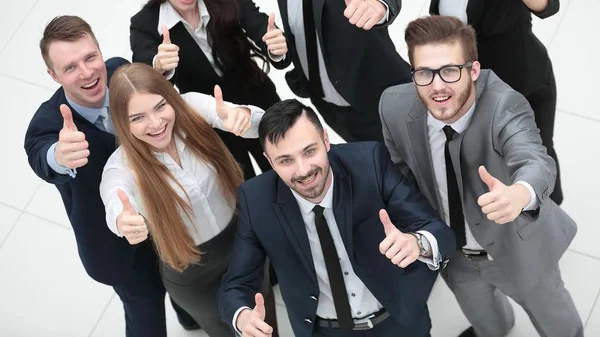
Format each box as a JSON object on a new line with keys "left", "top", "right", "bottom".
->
{"left": 23, "top": 57, "right": 138, "bottom": 287}
{"left": 219, "top": 142, "right": 456, "bottom": 337}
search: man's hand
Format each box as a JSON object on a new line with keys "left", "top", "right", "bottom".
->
{"left": 236, "top": 293, "right": 273, "bottom": 337}
{"left": 214, "top": 85, "right": 251, "bottom": 136}
{"left": 116, "top": 189, "right": 148, "bottom": 245}
{"left": 262, "top": 13, "right": 288, "bottom": 56}
{"left": 477, "top": 166, "right": 531, "bottom": 224}
{"left": 155, "top": 25, "right": 180, "bottom": 74}
{"left": 55, "top": 104, "right": 89, "bottom": 169}
{"left": 378, "top": 209, "right": 420, "bottom": 268}
{"left": 344, "top": 0, "right": 387, "bottom": 30}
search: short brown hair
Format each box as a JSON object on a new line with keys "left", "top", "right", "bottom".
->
{"left": 405, "top": 16, "right": 478, "bottom": 66}
{"left": 40, "top": 15, "right": 99, "bottom": 70}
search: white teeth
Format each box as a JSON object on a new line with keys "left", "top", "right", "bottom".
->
{"left": 149, "top": 126, "right": 166, "bottom": 136}
{"left": 433, "top": 96, "right": 449, "bottom": 102}
{"left": 82, "top": 79, "right": 99, "bottom": 88}
{"left": 299, "top": 173, "right": 316, "bottom": 183}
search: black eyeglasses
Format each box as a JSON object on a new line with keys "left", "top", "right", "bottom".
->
{"left": 411, "top": 61, "right": 473, "bottom": 86}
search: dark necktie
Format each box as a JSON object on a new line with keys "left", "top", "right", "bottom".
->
{"left": 303, "top": 0, "right": 324, "bottom": 98}
{"left": 442, "top": 126, "right": 466, "bottom": 249}
{"left": 313, "top": 205, "right": 353, "bottom": 330}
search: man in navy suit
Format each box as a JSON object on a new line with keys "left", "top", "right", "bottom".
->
{"left": 24, "top": 15, "right": 197, "bottom": 336}
{"left": 218, "top": 99, "right": 456, "bottom": 337}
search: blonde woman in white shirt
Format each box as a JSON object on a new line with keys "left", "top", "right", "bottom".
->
{"left": 100, "top": 62, "right": 263, "bottom": 337}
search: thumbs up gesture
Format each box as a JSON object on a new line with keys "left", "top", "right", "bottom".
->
{"left": 55, "top": 104, "right": 90, "bottom": 169}
{"left": 344, "top": 0, "right": 387, "bottom": 30}
{"left": 262, "top": 12, "right": 287, "bottom": 56}
{"left": 236, "top": 293, "right": 273, "bottom": 337}
{"left": 155, "top": 25, "right": 180, "bottom": 74}
{"left": 477, "top": 166, "right": 532, "bottom": 224}
{"left": 116, "top": 189, "right": 148, "bottom": 245}
{"left": 214, "top": 85, "right": 251, "bottom": 136}
{"left": 378, "top": 209, "right": 420, "bottom": 268}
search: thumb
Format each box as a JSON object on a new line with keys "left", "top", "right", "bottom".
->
{"left": 60, "top": 104, "right": 77, "bottom": 131}
{"left": 345, "top": 0, "right": 352, "bottom": 5}
{"left": 117, "top": 189, "right": 135, "bottom": 214}
{"left": 253, "top": 293, "right": 266, "bottom": 319}
{"left": 161, "top": 25, "right": 171, "bottom": 44}
{"left": 267, "top": 13, "right": 276, "bottom": 31}
{"left": 379, "top": 209, "right": 395, "bottom": 235}
{"left": 214, "top": 85, "right": 223, "bottom": 107}
{"left": 478, "top": 165, "right": 499, "bottom": 190}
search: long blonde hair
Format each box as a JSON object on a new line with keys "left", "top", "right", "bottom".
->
{"left": 109, "top": 63, "right": 243, "bottom": 271}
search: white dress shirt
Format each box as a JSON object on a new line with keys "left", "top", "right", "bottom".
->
{"left": 438, "top": 0, "right": 469, "bottom": 23}
{"left": 426, "top": 101, "right": 538, "bottom": 251}
{"left": 100, "top": 92, "right": 263, "bottom": 245}
{"left": 286, "top": 0, "right": 389, "bottom": 106}
{"left": 156, "top": 1, "right": 283, "bottom": 79}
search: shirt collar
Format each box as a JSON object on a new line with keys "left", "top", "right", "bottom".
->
{"left": 153, "top": 134, "right": 187, "bottom": 163}
{"left": 64, "top": 89, "right": 110, "bottom": 124}
{"left": 158, "top": 0, "right": 210, "bottom": 34}
{"left": 427, "top": 99, "right": 477, "bottom": 134}
{"left": 291, "top": 171, "right": 335, "bottom": 215}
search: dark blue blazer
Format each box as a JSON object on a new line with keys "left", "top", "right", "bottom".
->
{"left": 23, "top": 58, "right": 137, "bottom": 287}
{"left": 219, "top": 142, "right": 456, "bottom": 337}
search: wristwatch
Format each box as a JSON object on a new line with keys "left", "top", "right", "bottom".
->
{"left": 410, "top": 232, "right": 430, "bottom": 256}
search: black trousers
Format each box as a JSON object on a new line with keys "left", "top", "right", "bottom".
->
{"left": 526, "top": 70, "right": 562, "bottom": 205}
{"left": 311, "top": 97, "right": 384, "bottom": 143}
{"left": 112, "top": 241, "right": 196, "bottom": 337}
{"left": 215, "top": 129, "right": 271, "bottom": 180}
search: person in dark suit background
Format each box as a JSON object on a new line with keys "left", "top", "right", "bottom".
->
{"left": 275, "top": 0, "right": 412, "bottom": 142}
{"left": 130, "top": 0, "right": 290, "bottom": 180}
{"left": 429, "top": 0, "right": 564, "bottom": 204}
{"left": 24, "top": 15, "right": 197, "bottom": 336}
{"left": 218, "top": 99, "right": 456, "bottom": 337}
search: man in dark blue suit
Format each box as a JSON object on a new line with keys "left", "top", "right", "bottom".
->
{"left": 218, "top": 99, "right": 456, "bottom": 337}
{"left": 24, "top": 16, "right": 197, "bottom": 336}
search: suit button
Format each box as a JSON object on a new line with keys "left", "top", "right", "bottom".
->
{"left": 305, "top": 318, "right": 312, "bottom": 324}
{"left": 310, "top": 296, "right": 317, "bottom": 301}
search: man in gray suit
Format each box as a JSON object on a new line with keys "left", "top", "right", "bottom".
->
{"left": 379, "top": 16, "right": 581, "bottom": 337}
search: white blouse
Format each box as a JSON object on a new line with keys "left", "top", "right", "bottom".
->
{"left": 438, "top": 0, "right": 469, "bottom": 23}
{"left": 100, "top": 92, "right": 263, "bottom": 245}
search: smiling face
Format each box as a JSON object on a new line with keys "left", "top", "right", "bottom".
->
{"left": 412, "top": 42, "right": 480, "bottom": 124}
{"left": 264, "top": 114, "right": 332, "bottom": 203}
{"left": 47, "top": 33, "right": 107, "bottom": 108}
{"left": 127, "top": 92, "right": 176, "bottom": 151}
{"left": 168, "top": 0, "right": 198, "bottom": 13}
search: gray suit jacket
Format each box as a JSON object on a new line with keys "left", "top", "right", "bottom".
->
{"left": 379, "top": 70, "right": 577, "bottom": 291}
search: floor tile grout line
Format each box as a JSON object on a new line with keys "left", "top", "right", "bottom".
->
{"left": 584, "top": 288, "right": 600, "bottom": 328}
{"left": 0, "top": 200, "right": 72, "bottom": 231}
{"left": 88, "top": 292, "right": 117, "bottom": 337}
{"left": 0, "top": 0, "right": 41, "bottom": 57}
{"left": 546, "top": 0, "right": 575, "bottom": 51}
{"left": 0, "top": 72, "right": 57, "bottom": 92}
{"left": 558, "top": 109, "right": 600, "bottom": 123}
{"left": 566, "top": 248, "right": 600, "bottom": 262}
{"left": 0, "top": 181, "right": 42, "bottom": 250}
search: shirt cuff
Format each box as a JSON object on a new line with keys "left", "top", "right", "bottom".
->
{"left": 268, "top": 50, "right": 286, "bottom": 62}
{"left": 152, "top": 54, "right": 175, "bottom": 80}
{"left": 232, "top": 306, "right": 251, "bottom": 335}
{"left": 416, "top": 230, "right": 442, "bottom": 271}
{"left": 47, "top": 142, "right": 76, "bottom": 178}
{"left": 515, "top": 181, "right": 538, "bottom": 211}
{"left": 376, "top": 0, "right": 390, "bottom": 25}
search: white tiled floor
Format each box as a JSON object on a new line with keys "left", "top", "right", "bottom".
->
{"left": 0, "top": 0, "right": 597, "bottom": 336}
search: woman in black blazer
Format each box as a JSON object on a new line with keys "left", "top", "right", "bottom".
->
{"left": 430, "top": 0, "right": 564, "bottom": 205}
{"left": 130, "top": 0, "right": 290, "bottom": 182}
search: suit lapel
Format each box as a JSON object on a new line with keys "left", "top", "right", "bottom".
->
{"left": 330, "top": 155, "right": 354, "bottom": 256}
{"left": 408, "top": 106, "right": 442, "bottom": 212}
{"left": 273, "top": 179, "right": 318, "bottom": 285}
{"left": 170, "top": 22, "right": 221, "bottom": 81}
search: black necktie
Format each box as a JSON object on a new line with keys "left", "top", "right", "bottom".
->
{"left": 303, "top": 0, "right": 324, "bottom": 98}
{"left": 442, "top": 126, "right": 466, "bottom": 249}
{"left": 313, "top": 205, "right": 353, "bottom": 330}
